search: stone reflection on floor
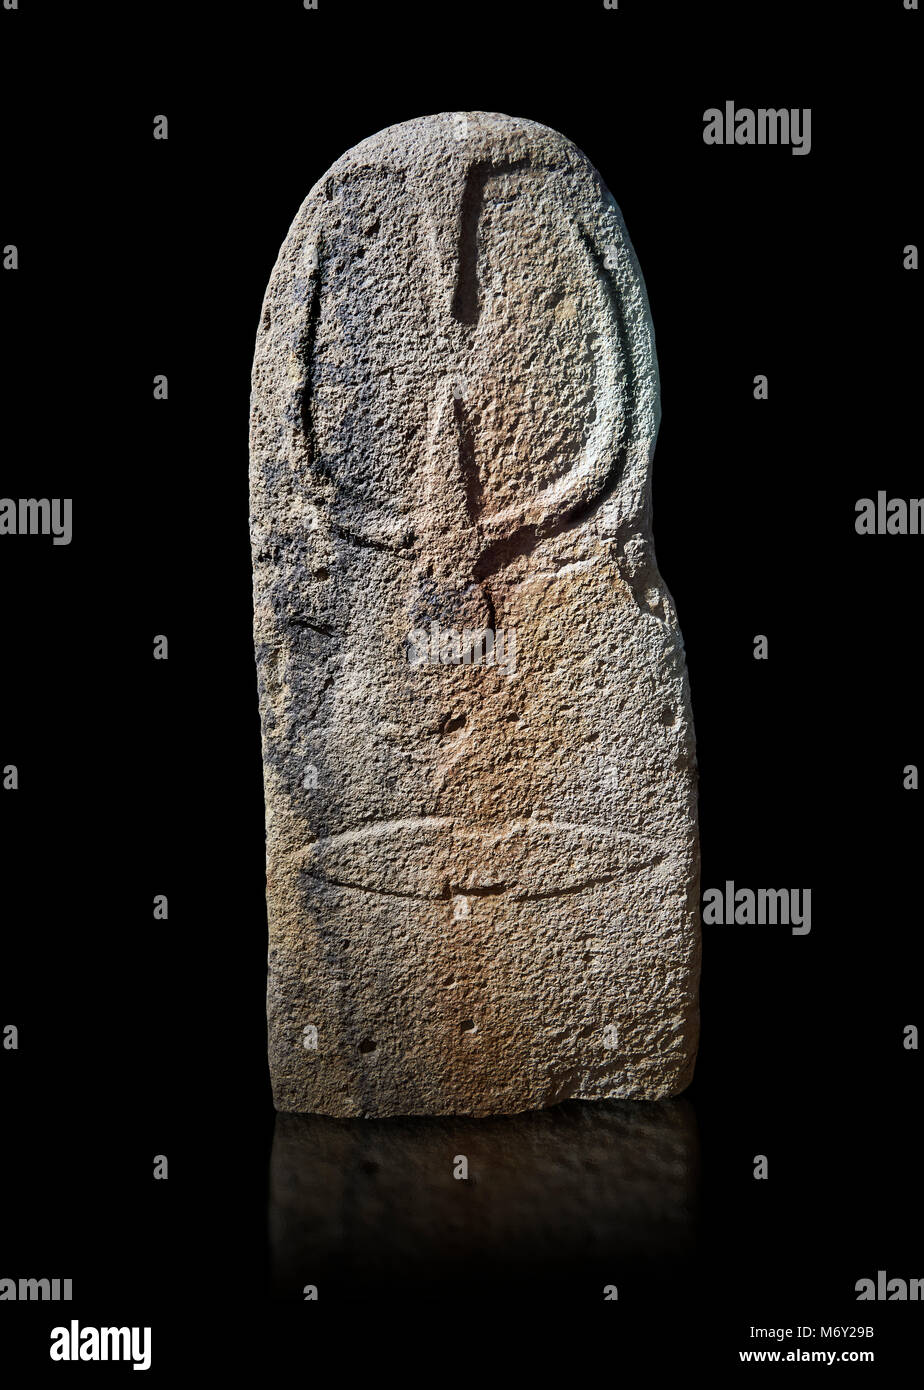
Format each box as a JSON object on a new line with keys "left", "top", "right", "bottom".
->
{"left": 269, "top": 1099, "right": 697, "bottom": 1297}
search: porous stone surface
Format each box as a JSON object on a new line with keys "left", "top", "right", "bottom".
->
{"left": 250, "top": 111, "right": 699, "bottom": 1117}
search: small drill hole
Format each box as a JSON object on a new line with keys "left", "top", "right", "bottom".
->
{"left": 358, "top": 1038, "right": 376, "bottom": 1054}
{"left": 460, "top": 1019, "right": 476, "bottom": 1033}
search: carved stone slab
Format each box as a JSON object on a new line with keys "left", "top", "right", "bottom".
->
{"left": 250, "top": 112, "right": 699, "bottom": 1116}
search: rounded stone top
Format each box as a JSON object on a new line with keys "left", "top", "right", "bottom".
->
{"left": 322, "top": 110, "right": 593, "bottom": 182}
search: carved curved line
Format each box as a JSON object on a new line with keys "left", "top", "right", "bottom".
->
{"left": 303, "top": 862, "right": 667, "bottom": 904}
{"left": 303, "top": 817, "right": 677, "bottom": 854}
{"left": 299, "top": 213, "right": 641, "bottom": 567}
{"left": 470, "top": 221, "right": 640, "bottom": 575}
{"left": 305, "top": 816, "right": 454, "bottom": 852}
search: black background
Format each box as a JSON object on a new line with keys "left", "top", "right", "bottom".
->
{"left": 1, "top": 0, "right": 920, "bottom": 1377}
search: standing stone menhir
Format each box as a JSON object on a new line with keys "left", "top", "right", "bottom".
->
{"left": 250, "top": 111, "right": 699, "bottom": 1117}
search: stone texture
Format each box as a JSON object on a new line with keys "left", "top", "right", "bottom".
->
{"left": 250, "top": 111, "right": 699, "bottom": 1117}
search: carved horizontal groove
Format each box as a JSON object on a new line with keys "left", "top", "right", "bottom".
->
{"left": 331, "top": 522, "right": 417, "bottom": 560}
{"left": 302, "top": 873, "right": 440, "bottom": 903}
{"left": 302, "top": 867, "right": 661, "bottom": 904}
{"left": 304, "top": 816, "right": 677, "bottom": 852}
